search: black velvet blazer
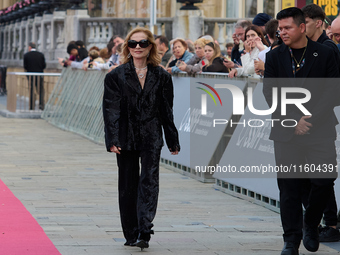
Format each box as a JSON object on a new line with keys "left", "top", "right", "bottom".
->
{"left": 103, "top": 60, "right": 180, "bottom": 152}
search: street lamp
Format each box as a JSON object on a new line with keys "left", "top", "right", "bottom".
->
{"left": 177, "top": 0, "right": 203, "bottom": 10}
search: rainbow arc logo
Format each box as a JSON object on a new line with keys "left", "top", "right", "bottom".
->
{"left": 196, "top": 82, "right": 223, "bottom": 108}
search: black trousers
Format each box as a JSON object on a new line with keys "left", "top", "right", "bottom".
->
{"left": 28, "top": 76, "right": 44, "bottom": 110}
{"left": 274, "top": 138, "right": 336, "bottom": 243}
{"left": 302, "top": 180, "right": 338, "bottom": 226}
{"left": 116, "top": 149, "right": 161, "bottom": 242}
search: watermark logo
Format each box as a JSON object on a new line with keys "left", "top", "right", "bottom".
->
{"left": 199, "top": 84, "right": 311, "bottom": 116}
{"left": 196, "top": 82, "right": 222, "bottom": 115}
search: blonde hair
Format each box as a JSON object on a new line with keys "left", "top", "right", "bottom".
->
{"left": 194, "top": 37, "right": 213, "bottom": 48}
{"left": 205, "top": 42, "right": 222, "bottom": 67}
{"left": 88, "top": 50, "right": 99, "bottom": 59}
{"left": 120, "top": 27, "right": 161, "bottom": 66}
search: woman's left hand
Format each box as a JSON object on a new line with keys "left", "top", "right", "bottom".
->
{"left": 167, "top": 68, "right": 172, "bottom": 74}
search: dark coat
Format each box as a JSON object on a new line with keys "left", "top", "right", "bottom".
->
{"left": 103, "top": 60, "right": 180, "bottom": 152}
{"left": 161, "top": 49, "right": 172, "bottom": 67}
{"left": 231, "top": 44, "right": 243, "bottom": 65}
{"left": 23, "top": 50, "right": 46, "bottom": 72}
{"left": 263, "top": 37, "right": 340, "bottom": 142}
{"left": 77, "top": 47, "right": 88, "bottom": 61}
{"left": 317, "top": 30, "right": 340, "bottom": 74}
{"left": 202, "top": 57, "right": 228, "bottom": 73}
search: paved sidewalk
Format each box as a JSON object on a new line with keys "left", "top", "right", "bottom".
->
{"left": 0, "top": 116, "right": 339, "bottom": 255}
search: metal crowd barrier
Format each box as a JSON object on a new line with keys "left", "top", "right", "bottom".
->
{"left": 7, "top": 72, "right": 61, "bottom": 114}
{"left": 42, "top": 68, "right": 107, "bottom": 144}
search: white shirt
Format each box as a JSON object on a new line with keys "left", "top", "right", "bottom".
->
{"left": 235, "top": 45, "right": 268, "bottom": 78}
{"left": 258, "top": 47, "right": 271, "bottom": 63}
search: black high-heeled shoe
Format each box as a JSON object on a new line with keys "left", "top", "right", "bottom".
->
{"left": 135, "top": 232, "right": 151, "bottom": 251}
{"left": 135, "top": 239, "right": 149, "bottom": 250}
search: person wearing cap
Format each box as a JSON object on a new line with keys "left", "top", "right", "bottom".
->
{"left": 252, "top": 13, "right": 273, "bottom": 45}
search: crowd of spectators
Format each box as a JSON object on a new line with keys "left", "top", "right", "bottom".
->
{"left": 58, "top": 6, "right": 340, "bottom": 80}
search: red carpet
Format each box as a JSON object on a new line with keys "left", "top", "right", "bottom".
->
{"left": 0, "top": 179, "right": 61, "bottom": 255}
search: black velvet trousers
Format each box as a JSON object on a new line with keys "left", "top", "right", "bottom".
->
{"left": 116, "top": 149, "right": 161, "bottom": 242}
{"left": 274, "top": 138, "right": 336, "bottom": 243}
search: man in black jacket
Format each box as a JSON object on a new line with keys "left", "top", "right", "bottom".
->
{"left": 301, "top": 3, "right": 340, "bottom": 243}
{"left": 23, "top": 42, "right": 46, "bottom": 110}
{"left": 263, "top": 7, "right": 340, "bottom": 255}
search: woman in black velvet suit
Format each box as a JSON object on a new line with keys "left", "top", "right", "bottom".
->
{"left": 102, "top": 27, "right": 180, "bottom": 250}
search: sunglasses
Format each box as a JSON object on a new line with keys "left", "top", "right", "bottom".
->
{"left": 128, "top": 39, "right": 150, "bottom": 48}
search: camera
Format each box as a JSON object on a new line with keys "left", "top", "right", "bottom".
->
{"left": 176, "top": 60, "right": 184, "bottom": 67}
{"left": 276, "top": 30, "right": 283, "bottom": 44}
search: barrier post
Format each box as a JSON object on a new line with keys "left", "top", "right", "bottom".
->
{"left": 7, "top": 74, "right": 17, "bottom": 112}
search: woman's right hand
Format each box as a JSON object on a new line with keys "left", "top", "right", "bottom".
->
{"left": 110, "top": 145, "right": 121, "bottom": 154}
